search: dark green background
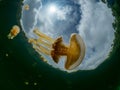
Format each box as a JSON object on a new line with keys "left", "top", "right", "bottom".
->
{"left": 0, "top": 0, "right": 120, "bottom": 90}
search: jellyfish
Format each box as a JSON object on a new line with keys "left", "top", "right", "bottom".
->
{"left": 29, "top": 29, "right": 86, "bottom": 70}
{"left": 24, "top": 4, "right": 29, "bottom": 11}
{"left": 8, "top": 25, "right": 20, "bottom": 39}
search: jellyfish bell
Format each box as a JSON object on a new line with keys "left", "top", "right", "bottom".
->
{"left": 66, "top": 33, "right": 86, "bottom": 70}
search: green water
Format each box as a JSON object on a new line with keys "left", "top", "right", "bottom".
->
{"left": 0, "top": 0, "right": 120, "bottom": 90}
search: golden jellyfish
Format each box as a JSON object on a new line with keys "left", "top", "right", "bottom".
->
{"left": 24, "top": 4, "right": 29, "bottom": 11}
{"left": 29, "top": 29, "right": 86, "bottom": 70}
{"left": 8, "top": 25, "right": 20, "bottom": 39}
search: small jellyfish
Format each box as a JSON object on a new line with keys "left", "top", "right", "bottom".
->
{"left": 34, "top": 82, "right": 37, "bottom": 86}
{"left": 24, "top": 4, "right": 29, "bottom": 11}
{"left": 6, "top": 53, "right": 8, "bottom": 57}
{"left": 8, "top": 25, "right": 20, "bottom": 39}
{"left": 29, "top": 29, "right": 86, "bottom": 70}
{"left": 24, "top": 81, "right": 29, "bottom": 85}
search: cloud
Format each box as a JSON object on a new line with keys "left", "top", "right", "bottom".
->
{"left": 21, "top": 0, "right": 115, "bottom": 72}
{"left": 76, "top": 0, "right": 115, "bottom": 70}
{"left": 55, "top": 5, "right": 72, "bottom": 21}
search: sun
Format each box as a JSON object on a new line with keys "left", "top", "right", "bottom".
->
{"left": 49, "top": 5, "right": 57, "bottom": 13}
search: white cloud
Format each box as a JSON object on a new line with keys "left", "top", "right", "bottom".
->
{"left": 56, "top": 5, "right": 72, "bottom": 21}
{"left": 76, "top": 0, "right": 115, "bottom": 70}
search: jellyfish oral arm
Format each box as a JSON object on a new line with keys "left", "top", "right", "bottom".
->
{"left": 28, "top": 38, "right": 51, "bottom": 55}
{"left": 37, "top": 38, "right": 52, "bottom": 48}
{"left": 33, "top": 29, "right": 55, "bottom": 43}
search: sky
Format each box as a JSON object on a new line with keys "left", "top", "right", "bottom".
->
{"left": 20, "top": 0, "right": 115, "bottom": 72}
